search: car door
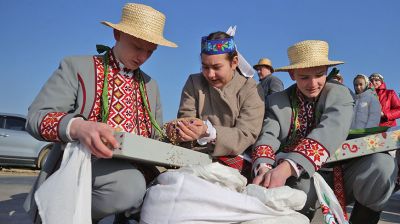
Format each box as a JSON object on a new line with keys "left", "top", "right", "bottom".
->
{"left": 0, "top": 115, "right": 39, "bottom": 159}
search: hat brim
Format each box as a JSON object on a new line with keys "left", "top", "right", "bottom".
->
{"left": 275, "top": 60, "right": 344, "bottom": 72}
{"left": 253, "top": 64, "right": 274, "bottom": 72}
{"left": 102, "top": 21, "right": 177, "bottom": 48}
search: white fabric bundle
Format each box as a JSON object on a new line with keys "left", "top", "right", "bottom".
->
{"left": 35, "top": 142, "right": 92, "bottom": 224}
{"left": 140, "top": 163, "right": 309, "bottom": 224}
{"left": 178, "top": 162, "right": 247, "bottom": 192}
{"left": 245, "top": 184, "right": 306, "bottom": 211}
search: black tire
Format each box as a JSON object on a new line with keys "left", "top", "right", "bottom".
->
{"left": 37, "top": 145, "right": 51, "bottom": 169}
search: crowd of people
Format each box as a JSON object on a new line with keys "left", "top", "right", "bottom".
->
{"left": 23, "top": 2, "right": 399, "bottom": 224}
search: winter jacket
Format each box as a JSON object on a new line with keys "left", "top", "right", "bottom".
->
{"left": 351, "top": 89, "right": 381, "bottom": 129}
{"left": 375, "top": 82, "right": 400, "bottom": 127}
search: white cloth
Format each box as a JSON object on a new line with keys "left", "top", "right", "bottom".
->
{"left": 178, "top": 162, "right": 247, "bottom": 192}
{"left": 226, "top": 25, "right": 255, "bottom": 78}
{"left": 313, "top": 172, "right": 349, "bottom": 224}
{"left": 197, "top": 120, "right": 217, "bottom": 146}
{"left": 245, "top": 184, "right": 306, "bottom": 211}
{"left": 35, "top": 142, "right": 92, "bottom": 224}
{"left": 140, "top": 163, "right": 308, "bottom": 224}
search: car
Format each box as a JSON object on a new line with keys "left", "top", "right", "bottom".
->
{"left": 0, "top": 112, "right": 53, "bottom": 169}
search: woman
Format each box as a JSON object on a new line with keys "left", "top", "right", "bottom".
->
{"left": 351, "top": 74, "right": 381, "bottom": 129}
{"left": 369, "top": 73, "right": 400, "bottom": 127}
{"left": 166, "top": 31, "right": 264, "bottom": 178}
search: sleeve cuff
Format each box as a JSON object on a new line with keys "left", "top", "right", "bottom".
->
{"left": 284, "top": 159, "right": 304, "bottom": 178}
{"left": 254, "top": 163, "right": 273, "bottom": 177}
{"left": 66, "top": 117, "right": 84, "bottom": 141}
{"left": 197, "top": 120, "right": 216, "bottom": 145}
{"left": 252, "top": 145, "right": 276, "bottom": 163}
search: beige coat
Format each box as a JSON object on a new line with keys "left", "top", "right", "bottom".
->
{"left": 178, "top": 71, "right": 265, "bottom": 156}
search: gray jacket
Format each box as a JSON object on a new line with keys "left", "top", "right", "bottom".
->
{"left": 258, "top": 75, "right": 284, "bottom": 100}
{"left": 253, "top": 82, "right": 354, "bottom": 176}
{"left": 23, "top": 55, "right": 163, "bottom": 221}
{"left": 351, "top": 89, "right": 381, "bottom": 129}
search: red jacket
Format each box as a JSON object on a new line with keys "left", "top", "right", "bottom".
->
{"left": 375, "top": 82, "right": 400, "bottom": 127}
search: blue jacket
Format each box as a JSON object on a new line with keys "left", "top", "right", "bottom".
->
{"left": 351, "top": 89, "right": 381, "bottom": 129}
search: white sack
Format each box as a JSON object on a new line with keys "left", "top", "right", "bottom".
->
{"left": 140, "top": 163, "right": 308, "bottom": 224}
{"left": 35, "top": 142, "right": 92, "bottom": 224}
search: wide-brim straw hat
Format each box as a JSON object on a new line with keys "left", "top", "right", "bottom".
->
{"left": 275, "top": 40, "right": 343, "bottom": 72}
{"left": 102, "top": 3, "right": 177, "bottom": 48}
{"left": 253, "top": 58, "right": 274, "bottom": 72}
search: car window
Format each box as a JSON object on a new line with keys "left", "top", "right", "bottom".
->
{"left": 5, "top": 116, "right": 26, "bottom": 131}
{"left": 0, "top": 116, "right": 4, "bottom": 129}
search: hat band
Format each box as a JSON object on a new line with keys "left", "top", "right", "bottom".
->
{"left": 201, "top": 36, "right": 236, "bottom": 55}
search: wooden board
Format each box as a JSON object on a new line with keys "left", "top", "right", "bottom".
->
{"left": 326, "top": 126, "right": 400, "bottom": 163}
{"left": 112, "top": 132, "right": 212, "bottom": 167}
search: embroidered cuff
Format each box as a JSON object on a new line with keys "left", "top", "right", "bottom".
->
{"left": 39, "top": 112, "right": 67, "bottom": 142}
{"left": 292, "top": 138, "right": 330, "bottom": 171}
{"left": 252, "top": 145, "right": 276, "bottom": 163}
{"left": 197, "top": 120, "right": 216, "bottom": 146}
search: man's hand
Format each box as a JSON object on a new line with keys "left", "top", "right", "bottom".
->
{"left": 69, "top": 119, "right": 119, "bottom": 158}
{"left": 252, "top": 161, "right": 296, "bottom": 188}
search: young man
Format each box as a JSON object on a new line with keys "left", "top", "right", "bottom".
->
{"left": 23, "top": 3, "right": 176, "bottom": 223}
{"left": 252, "top": 40, "right": 397, "bottom": 224}
{"left": 253, "top": 58, "right": 284, "bottom": 99}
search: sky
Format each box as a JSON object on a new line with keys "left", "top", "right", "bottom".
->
{"left": 0, "top": 0, "right": 399, "bottom": 121}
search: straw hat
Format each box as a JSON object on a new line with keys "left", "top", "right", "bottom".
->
{"left": 253, "top": 58, "right": 274, "bottom": 72}
{"left": 275, "top": 40, "right": 343, "bottom": 72}
{"left": 102, "top": 3, "right": 177, "bottom": 47}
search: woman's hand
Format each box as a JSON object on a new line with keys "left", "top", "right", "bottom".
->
{"left": 70, "top": 119, "right": 119, "bottom": 158}
{"left": 165, "top": 118, "right": 207, "bottom": 143}
{"left": 252, "top": 161, "right": 296, "bottom": 188}
{"left": 177, "top": 118, "right": 207, "bottom": 141}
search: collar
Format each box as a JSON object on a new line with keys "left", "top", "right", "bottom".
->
{"left": 296, "top": 87, "right": 311, "bottom": 103}
{"left": 259, "top": 74, "right": 272, "bottom": 81}
{"left": 110, "top": 49, "right": 135, "bottom": 77}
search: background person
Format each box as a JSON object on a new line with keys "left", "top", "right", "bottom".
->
{"left": 330, "top": 72, "right": 344, "bottom": 84}
{"left": 369, "top": 73, "right": 400, "bottom": 127}
{"left": 23, "top": 3, "right": 177, "bottom": 223}
{"left": 253, "top": 58, "right": 284, "bottom": 99}
{"left": 351, "top": 74, "right": 381, "bottom": 129}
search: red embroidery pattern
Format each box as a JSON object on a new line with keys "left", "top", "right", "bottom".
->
{"left": 292, "top": 138, "right": 330, "bottom": 170}
{"left": 89, "top": 53, "right": 152, "bottom": 137}
{"left": 39, "top": 112, "right": 67, "bottom": 141}
{"left": 218, "top": 156, "right": 245, "bottom": 172}
{"left": 89, "top": 56, "right": 106, "bottom": 122}
{"left": 282, "top": 89, "right": 316, "bottom": 153}
{"left": 333, "top": 165, "right": 349, "bottom": 220}
{"left": 252, "top": 145, "right": 276, "bottom": 163}
{"left": 296, "top": 88, "right": 316, "bottom": 138}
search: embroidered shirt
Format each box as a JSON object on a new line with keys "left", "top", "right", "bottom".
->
{"left": 39, "top": 50, "right": 152, "bottom": 141}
